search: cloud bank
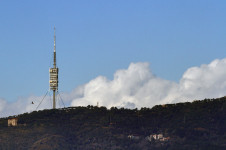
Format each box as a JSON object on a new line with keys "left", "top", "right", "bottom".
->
{"left": 71, "top": 58, "right": 226, "bottom": 108}
{"left": 1, "top": 58, "right": 226, "bottom": 117}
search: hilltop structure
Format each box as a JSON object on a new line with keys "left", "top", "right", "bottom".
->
{"left": 49, "top": 28, "right": 59, "bottom": 109}
{"left": 8, "top": 118, "right": 18, "bottom": 127}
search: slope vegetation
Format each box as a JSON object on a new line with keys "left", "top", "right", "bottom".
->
{"left": 0, "top": 97, "right": 225, "bottom": 149}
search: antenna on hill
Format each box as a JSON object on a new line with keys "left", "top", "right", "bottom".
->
{"left": 49, "top": 27, "right": 59, "bottom": 109}
{"left": 35, "top": 27, "right": 65, "bottom": 111}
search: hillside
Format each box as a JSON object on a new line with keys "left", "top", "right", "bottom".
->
{"left": 0, "top": 97, "right": 226, "bottom": 150}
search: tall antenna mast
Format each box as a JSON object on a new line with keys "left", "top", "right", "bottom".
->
{"left": 54, "top": 27, "right": 56, "bottom": 68}
{"left": 49, "top": 27, "right": 59, "bottom": 109}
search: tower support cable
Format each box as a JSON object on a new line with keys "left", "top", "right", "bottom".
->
{"left": 36, "top": 91, "right": 49, "bottom": 111}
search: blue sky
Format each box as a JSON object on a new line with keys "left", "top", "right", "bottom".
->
{"left": 1, "top": 0, "right": 226, "bottom": 103}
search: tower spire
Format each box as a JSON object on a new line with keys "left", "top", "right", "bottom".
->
{"left": 54, "top": 27, "right": 56, "bottom": 52}
{"left": 53, "top": 27, "right": 56, "bottom": 68}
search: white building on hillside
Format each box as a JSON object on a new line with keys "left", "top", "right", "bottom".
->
{"left": 147, "top": 133, "right": 170, "bottom": 142}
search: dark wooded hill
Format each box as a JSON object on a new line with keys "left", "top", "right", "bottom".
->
{"left": 0, "top": 97, "right": 225, "bottom": 150}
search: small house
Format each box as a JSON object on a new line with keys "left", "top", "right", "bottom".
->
{"left": 8, "top": 118, "right": 18, "bottom": 127}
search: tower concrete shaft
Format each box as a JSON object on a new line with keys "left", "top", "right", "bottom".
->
{"left": 53, "top": 90, "right": 56, "bottom": 109}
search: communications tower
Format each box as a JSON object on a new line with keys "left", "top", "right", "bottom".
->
{"left": 49, "top": 28, "right": 59, "bottom": 109}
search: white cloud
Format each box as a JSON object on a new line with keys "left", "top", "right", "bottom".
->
{"left": 71, "top": 59, "right": 226, "bottom": 108}
{"left": 71, "top": 62, "right": 178, "bottom": 108}
{"left": 177, "top": 59, "right": 226, "bottom": 101}
{"left": 0, "top": 98, "right": 7, "bottom": 113}
{"left": 1, "top": 58, "right": 226, "bottom": 117}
